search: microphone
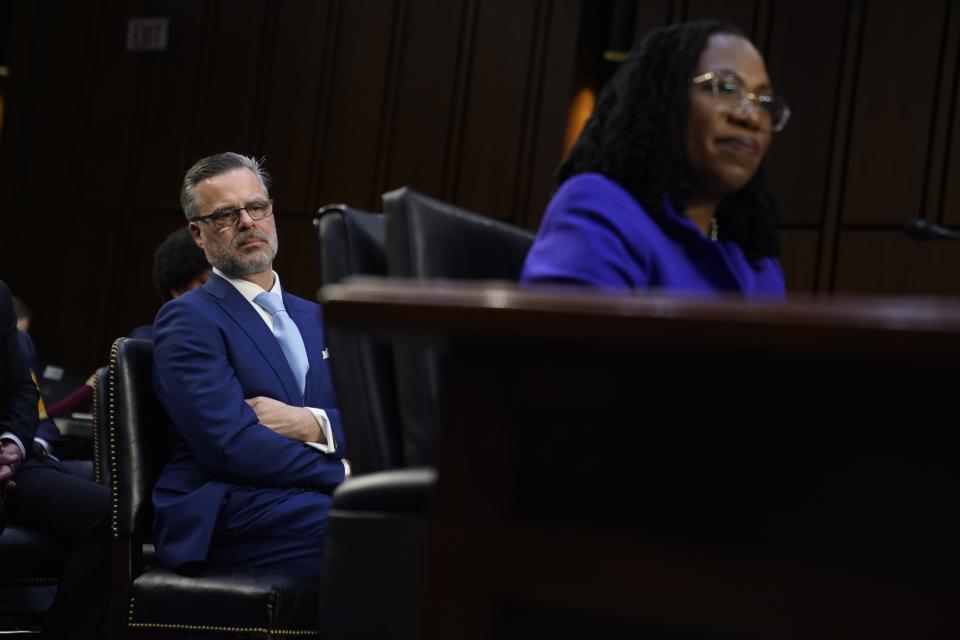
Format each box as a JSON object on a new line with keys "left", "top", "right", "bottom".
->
{"left": 902, "top": 219, "right": 960, "bottom": 242}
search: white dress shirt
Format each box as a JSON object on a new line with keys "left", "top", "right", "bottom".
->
{"left": 212, "top": 267, "right": 336, "bottom": 454}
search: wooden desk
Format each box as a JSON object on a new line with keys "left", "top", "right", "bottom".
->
{"left": 322, "top": 279, "right": 960, "bottom": 639}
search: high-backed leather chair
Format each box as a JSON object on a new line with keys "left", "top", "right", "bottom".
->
{"left": 91, "top": 365, "right": 110, "bottom": 486}
{"left": 318, "top": 466, "right": 435, "bottom": 640}
{"left": 382, "top": 187, "right": 535, "bottom": 466}
{"left": 315, "top": 205, "right": 434, "bottom": 640}
{"left": 315, "top": 192, "right": 534, "bottom": 640}
{"left": 107, "top": 337, "right": 321, "bottom": 639}
{"left": 316, "top": 205, "right": 403, "bottom": 473}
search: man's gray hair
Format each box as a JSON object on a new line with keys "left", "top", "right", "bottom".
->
{"left": 180, "top": 152, "right": 271, "bottom": 219}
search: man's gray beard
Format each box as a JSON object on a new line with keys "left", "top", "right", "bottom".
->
{"left": 205, "top": 243, "right": 277, "bottom": 278}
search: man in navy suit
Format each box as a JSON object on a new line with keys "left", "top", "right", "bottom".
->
{"left": 152, "top": 153, "right": 347, "bottom": 577}
{"left": 1, "top": 281, "right": 111, "bottom": 638}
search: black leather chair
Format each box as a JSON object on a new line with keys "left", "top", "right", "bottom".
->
{"left": 315, "top": 205, "right": 437, "bottom": 640}
{"left": 314, "top": 192, "right": 534, "bottom": 640}
{"left": 317, "top": 466, "right": 434, "bottom": 640}
{"left": 91, "top": 365, "right": 110, "bottom": 486}
{"left": 382, "top": 187, "right": 535, "bottom": 466}
{"left": 106, "top": 337, "right": 321, "bottom": 639}
{"left": 316, "top": 204, "right": 403, "bottom": 473}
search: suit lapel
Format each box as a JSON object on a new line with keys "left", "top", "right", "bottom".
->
{"left": 204, "top": 275, "right": 303, "bottom": 404}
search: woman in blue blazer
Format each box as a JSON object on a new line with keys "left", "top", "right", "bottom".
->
{"left": 522, "top": 21, "right": 789, "bottom": 297}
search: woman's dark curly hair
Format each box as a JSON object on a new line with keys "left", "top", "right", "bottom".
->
{"left": 152, "top": 227, "right": 210, "bottom": 302}
{"left": 559, "top": 20, "right": 779, "bottom": 260}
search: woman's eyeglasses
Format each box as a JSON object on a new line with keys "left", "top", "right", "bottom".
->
{"left": 691, "top": 70, "right": 790, "bottom": 133}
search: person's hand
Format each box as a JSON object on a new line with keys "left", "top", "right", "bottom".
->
{"left": 0, "top": 441, "right": 23, "bottom": 490}
{"left": 245, "top": 397, "right": 325, "bottom": 444}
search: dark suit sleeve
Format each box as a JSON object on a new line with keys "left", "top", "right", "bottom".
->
{"left": 16, "top": 330, "right": 39, "bottom": 372}
{"left": 153, "top": 298, "right": 345, "bottom": 492}
{"left": 15, "top": 330, "right": 61, "bottom": 449}
{"left": 0, "top": 281, "right": 38, "bottom": 451}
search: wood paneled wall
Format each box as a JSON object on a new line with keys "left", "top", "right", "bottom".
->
{"left": 0, "top": 0, "right": 580, "bottom": 369}
{"left": 625, "top": 0, "right": 960, "bottom": 298}
{"left": 1, "top": 0, "right": 959, "bottom": 371}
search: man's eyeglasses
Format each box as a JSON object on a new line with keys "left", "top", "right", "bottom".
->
{"left": 691, "top": 70, "right": 791, "bottom": 133}
{"left": 189, "top": 199, "right": 274, "bottom": 230}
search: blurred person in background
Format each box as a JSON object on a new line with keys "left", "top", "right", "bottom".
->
{"left": 522, "top": 20, "right": 788, "bottom": 297}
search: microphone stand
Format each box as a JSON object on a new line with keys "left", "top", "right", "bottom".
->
{"left": 902, "top": 219, "right": 960, "bottom": 242}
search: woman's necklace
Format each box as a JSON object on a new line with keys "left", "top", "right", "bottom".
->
{"left": 710, "top": 216, "right": 718, "bottom": 242}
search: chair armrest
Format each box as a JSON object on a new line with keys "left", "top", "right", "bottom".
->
{"left": 331, "top": 467, "right": 435, "bottom": 513}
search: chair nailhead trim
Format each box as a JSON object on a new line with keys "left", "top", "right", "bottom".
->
{"left": 128, "top": 622, "right": 318, "bottom": 636}
{"left": 0, "top": 576, "right": 60, "bottom": 584}
{"left": 92, "top": 369, "right": 102, "bottom": 485}
{"left": 108, "top": 338, "right": 122, "bottom": 539}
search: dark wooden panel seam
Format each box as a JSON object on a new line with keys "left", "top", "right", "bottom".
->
{"left": 933, "top": 1, "right": 960, "bottom": 225}
{"left": 672, "top": 0, "right": 689, "bottom": 23}
{"left": 0, "top": 1, "right": 39, "bottom": 213}
{"left": 18, "top": 207, "right": 317, "bottom": 220}
{"left": 121, "top": 1, "right": 150, "bottom": 218}
{"left": 103, "top": 208, "right": 134, "bottom": 366}
{"left": 251, "top": 0, "right": 280, "bottom": 155}
{"left": 14, "top": 204, "right": 142, "bottom": 216}
{"left": 753, "top": 0, "right": 773, "bottom": 54}
{"left": 187, "top": 0, "right": 216, "bottom": 162}
{"left": 442, "top": 0, "right": 479, "bottom": 202}
{"left": 70, "top": 0, "right": 110, "bottom": 204}
{"left": 920, "top": 0, "right": 955, "bottom": 222}
{"left": 778, "top": 223, "right": 822, "bottom": 231}
{"left": 521, "top": 0, "right": 581, "bottom": 229}
{"left": 820, "top": 0, "right": 865, "bottom": 295}
{"left": 308, "top": 0, "right": 344, "bottom": 210}
{"left": 108, "top": 0, "right": 152, "bottom": 364}
{"left": 840, "top": 222, "right": 923, "bottom": 231}
{"left": 512, "top": 0, "right": 550, "bottom": 225}
{"left": 372, "top": 0, "right": 408, "bottom": 208}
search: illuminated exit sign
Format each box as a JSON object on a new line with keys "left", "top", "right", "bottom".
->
{"left": 126, "top": 17, "right": 169, "bottom": 52}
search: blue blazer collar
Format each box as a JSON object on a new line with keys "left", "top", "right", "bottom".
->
{"left": 282, "top": 290, "right": 326, "bottom": 401}
{"left": 203, "top": 274, "right": 305, "bottom": 404}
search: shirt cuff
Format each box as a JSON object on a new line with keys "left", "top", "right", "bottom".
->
{"left": 32, "top": 437, "right": 59, "bottom": 461}
{"left": 304, "top": 407, "right": 335, "bottom": 453}
{"left": 0, "top": 432, "right": 27, "bottom": 460}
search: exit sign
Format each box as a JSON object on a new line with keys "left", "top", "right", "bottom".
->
{"left": 127, "top": 17, "right": 169, "bottom": 52}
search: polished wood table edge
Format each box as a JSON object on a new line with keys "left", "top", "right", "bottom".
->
{"left": 319, "top": 278, "right": 960, "bottom": 360}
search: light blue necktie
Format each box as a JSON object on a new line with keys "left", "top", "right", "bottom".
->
{"left": 254, "top": 292, "right": 309, "bottom": 395}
